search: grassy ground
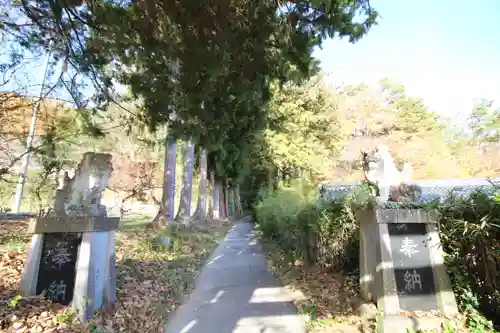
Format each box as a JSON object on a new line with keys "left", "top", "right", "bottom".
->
{"left": 0, "top": 214, "right": 231, "bottom": 333}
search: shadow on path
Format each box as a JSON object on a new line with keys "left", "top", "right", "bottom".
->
{"left": 165, "top": 218, "right": 307, "bottom": 333}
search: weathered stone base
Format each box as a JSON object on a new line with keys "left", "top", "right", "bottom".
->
{"left": 378, "top": 314, "right": 446, "bottom": 333}
{"left": 19, "top": 234, "right": 44, "bottom": 296}
{"left": 20, "top": 216, "right": 119, "bottom": 323}
{"left": 357, "top": 208, "right": 458, "bottom": 315}
{"left": 359, "top": 303, "right": 449, "bottom": 333}
{"left": 73, "top": 230, "right": 115, "bottom": 321}
{"left": 357, "top": 207, "right": 459, "bottom": 333}
{"left": 28, "top": 216, "right": 119, "bottom": 233}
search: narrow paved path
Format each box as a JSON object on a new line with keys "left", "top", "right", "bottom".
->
{"left": 165, "top": 218, "right": 308, "bottom": 333}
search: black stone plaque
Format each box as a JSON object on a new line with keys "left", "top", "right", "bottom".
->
{"left": 36, "top": 232, "right": 82, "bottom": 305}
{"left": 388, "top": 223, "right": 437, "bottom": 311}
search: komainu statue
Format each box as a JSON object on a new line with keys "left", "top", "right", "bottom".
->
{"left": 52, "top": 169, "right": 75, "bottom": 215}
{"left": 63, "top": 152, "right": 113, "bottom": 216}
{"left": 361, "top": 145, "right": 421, "bottom": 203}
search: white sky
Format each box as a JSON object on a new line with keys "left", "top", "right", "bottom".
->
{"left": 313, "top": 0, "right": 500, "bottom": 127}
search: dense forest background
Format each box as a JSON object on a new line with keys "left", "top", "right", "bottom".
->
{"left": 1, "top": 75, "right": 498, "bottom": 211}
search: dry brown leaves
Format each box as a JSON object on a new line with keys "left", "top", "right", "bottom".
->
{"left": 265, "top": 248, "right": 471, "bottom": 333}
{"left": 264, "top": 246, "right": 372, "bottom": 333}
{"left": 0, "top": 219, "right": 230, "bottom": 333}
{"left": 0, "top": 221, "right": 31, "bottom": 252}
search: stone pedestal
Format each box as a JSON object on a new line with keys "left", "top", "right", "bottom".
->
{"left": 20, "top": 216, "right": 119, "bottom": 323}
{"left": 357, "top": 208, "right": 458, "bottom": 333}
{"left": 20, "top": 152, "right": 118, "bottom": 322}
{"left": 357, "top": 209, "right": 380, "bottom": 302}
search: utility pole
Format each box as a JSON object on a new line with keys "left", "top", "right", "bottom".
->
{"left": 11, "top": 51, "right": 52, "bottom": 213}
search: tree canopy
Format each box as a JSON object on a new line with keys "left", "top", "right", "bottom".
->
{"left": 1, "top": 0, "right": 378, "bottom": 182}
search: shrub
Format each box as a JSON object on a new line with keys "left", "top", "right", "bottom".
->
{"left": 254, "top": 181, "right": 315, "bottom": 261}
{"left": 254, "top": 179, "right": 372, "bottom": 271}
{"left": 438, "top": 185, "right": 499, "bottom": 330}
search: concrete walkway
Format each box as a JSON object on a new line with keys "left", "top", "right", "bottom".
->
{"left": 165, "top": 218, "right": 308, "bottom": 333}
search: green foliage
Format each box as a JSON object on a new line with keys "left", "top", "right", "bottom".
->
{"left": 254, "top": 179, "right": 372, "bottom": 269}
{"left": 256, "top": 191, "right": 310, "bottom": 252}
{"left": 241, "top": 75, "right": 347, "bottom": 206}
{"left": 380, "top": 78, "right": 444, "bottom": 134}
{"left": 254, "top": 77, "right": 344, "bottom": 178}
{"left": 469, "top": 99, "right": 500, "bottom": 142}
{"left": 1, "top": 0, "right": 379, "bottom": 185}
{"left": 7, "top": 295, "right": 22, "bottom": 309}
{"left": 0, "top": 181, "right": 14, "bottom": 209}
{"left": 438, "top": 185, "right": 500, "bottom": 331}
{"left": 0, "top": 169, "right": 58, "bottom": 212}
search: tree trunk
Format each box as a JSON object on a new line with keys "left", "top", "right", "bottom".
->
{"left": 235, "top": 184, "right": 243, "bottom": 214}
{"left": 149, "top": 138, "right": 176, "bottom": 229}
{"left": 228, "top": 187, "right": 236, "bottom": 217}
{"left": 206, "top": 170, "right": 213, "bottom": 220}
{"left": 219, "top": 184, "right": 226, "bottom": 219}
{"left": 223, "top": 181, "right": 229, "bottom": 218}
{"left": 192, "top": 153, "right": 201, "bottom": 218}
{"left": 212, "top": 176, "right": 221, "bottom": 220}
{"left": 267, "top": 167, "right": 274, "bottom": 193}
{"left": 175, "top": 140, "right": 195, "bottom": 225}
{"left": 193, "top": 148, "right": 208, "bottom": 221}
{"left": 226, "top": 186, "right": 232, "bottom": 217}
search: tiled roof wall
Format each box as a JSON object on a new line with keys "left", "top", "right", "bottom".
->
{"left": 319, "top": 178, "right": 499, "bottom": 202}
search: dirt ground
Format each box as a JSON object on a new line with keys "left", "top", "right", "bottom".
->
{"left": 0, "top": 216, "right": 231, "bottom": 333}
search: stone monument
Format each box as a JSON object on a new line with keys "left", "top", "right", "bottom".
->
{"left": 20, "top": 152, "right": 120, "bottom": 323}
{"left": 357, "top": 146, "right": 458, "bottom": 333}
